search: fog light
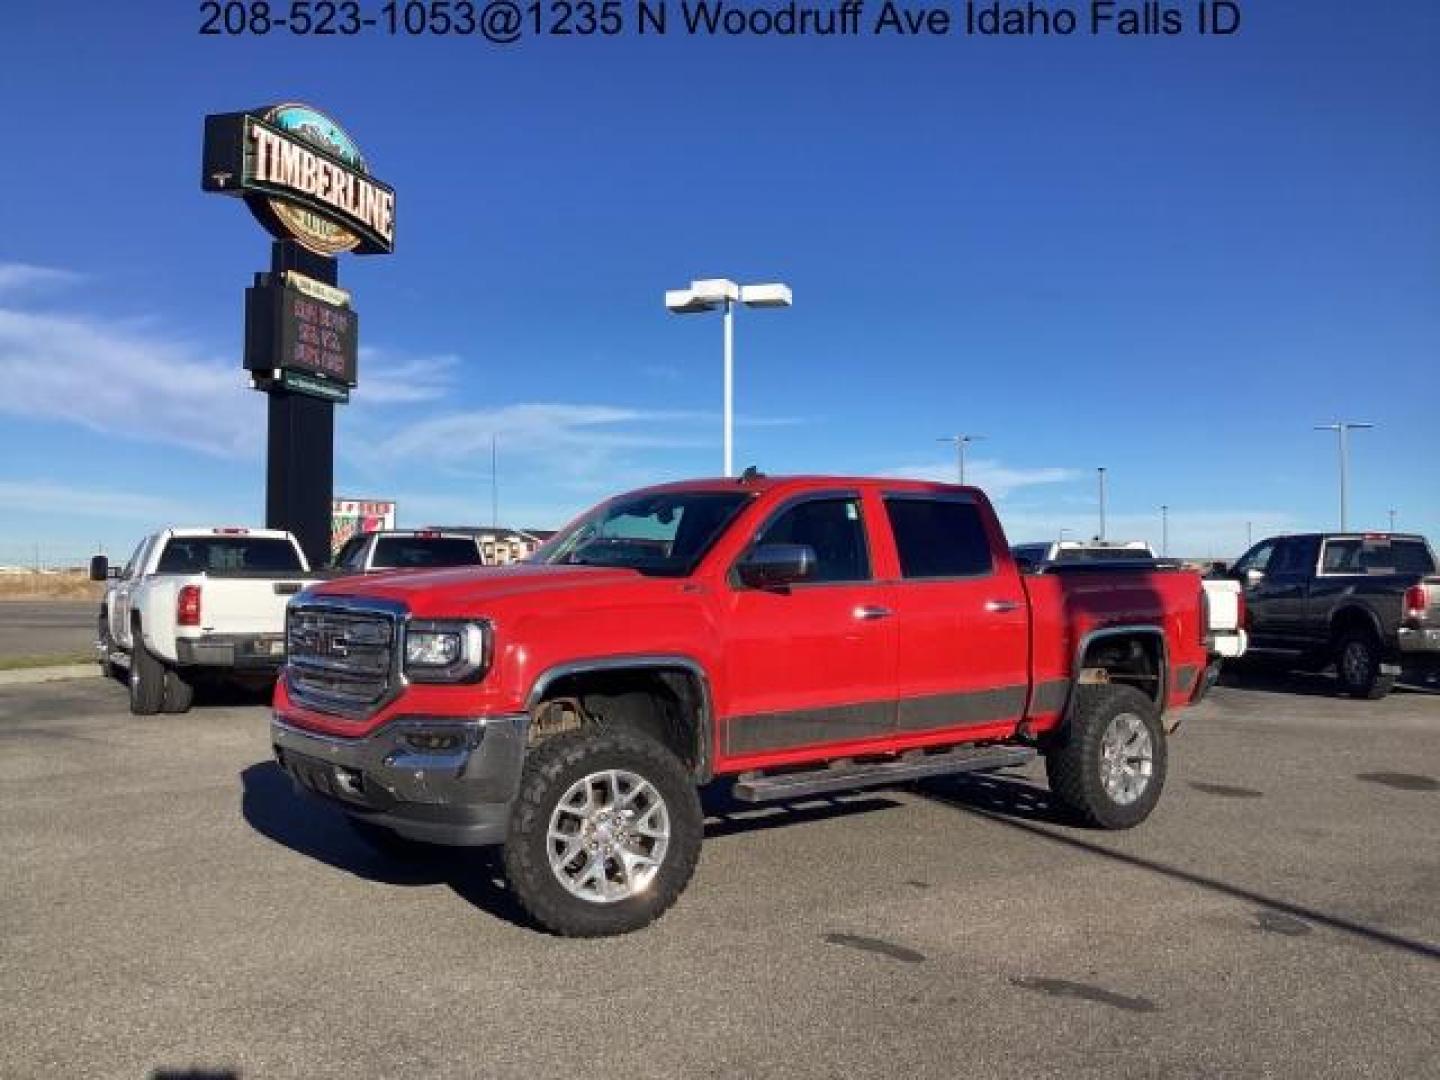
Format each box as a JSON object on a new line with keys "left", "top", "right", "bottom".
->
{"left": 401, "top": 731, "right": 463, "bottom": 752}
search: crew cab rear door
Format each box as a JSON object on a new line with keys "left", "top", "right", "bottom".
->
{"left": 878, "top": 491, "right": 1030, "bottom": 740}
{"left": 719, "top": 490, "right": 897, "bottom": 761}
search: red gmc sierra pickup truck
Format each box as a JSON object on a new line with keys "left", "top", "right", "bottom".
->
{"left": 272, "top": 475, "right": 1222, "bottom": 936}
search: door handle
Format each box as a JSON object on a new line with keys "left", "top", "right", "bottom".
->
{"left": 984, "top": 599, "right": 1021, "bottom": 613}
{"left": 853, "top": 605, "right": 893, "bottom": 621}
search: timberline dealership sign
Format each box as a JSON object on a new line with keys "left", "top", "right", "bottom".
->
{"left": 203, "top": 103, "right": 395, "bottom": 256}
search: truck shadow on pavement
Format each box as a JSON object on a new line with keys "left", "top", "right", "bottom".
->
{"left": 1218, "top": 664, "right": 1439, "bottom": 698}
{"left": 240, "top": 761, "right": 902, "bottom": 930}
{"left": 921, "top": 770, "right": 1440, "bottom": 964}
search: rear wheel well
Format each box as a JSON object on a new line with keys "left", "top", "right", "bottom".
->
{"left": 1078, "top": 632, "right": 1164, "bottom": 705}
{"left": 1329, "top": 607, "right": 1379, "bottom": 648}
{"left": 528, "top": 667, "right": 710, "bottom": 779}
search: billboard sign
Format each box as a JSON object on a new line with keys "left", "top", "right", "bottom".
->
{"left": 245, "top": 272, "right": 359, "bottom": 387}
{"left": 331, "top": 499, "right": 397, "bottom": 554}
{"left": 203, "top": 103, "right": 396, "bottom": 256}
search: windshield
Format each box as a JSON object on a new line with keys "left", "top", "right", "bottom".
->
{"left": 536, "top": 491, "right": 753, "bottom": 576}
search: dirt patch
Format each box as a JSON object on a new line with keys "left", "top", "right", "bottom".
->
{"left": 0, "top": 573, "right": 103, "bottom": 602}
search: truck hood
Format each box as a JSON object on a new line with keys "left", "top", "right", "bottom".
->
{"left": 301, "top": 563, "right": 655, "bottom": 616}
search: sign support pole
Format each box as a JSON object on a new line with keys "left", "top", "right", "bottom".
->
{"left": 265, "top": 240, "right": 338, "bottom": 570}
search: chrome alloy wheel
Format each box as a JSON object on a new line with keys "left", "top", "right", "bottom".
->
{"left": 1341, "top": 640, "right": 1373, "bottom": 686}
{"left": 546, "top": 769, "right": 671, "bottom": 904}
{"left": 1099, "top": 711, "right": 1154, "bottom": 806}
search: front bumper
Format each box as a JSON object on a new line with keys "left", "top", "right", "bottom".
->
{"left": 177, "top": 633, "right": 286, "bottom": 670}
{"left": 271, "top": 712, "right": 528, "bottom": 847}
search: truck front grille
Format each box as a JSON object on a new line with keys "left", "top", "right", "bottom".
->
{"left": 286, "top": 600, "right": 403, "bottom": 719}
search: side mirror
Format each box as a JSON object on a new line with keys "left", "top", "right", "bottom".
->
{"left": 738, "top": 544, "right": 816, "bottom": 590}
{"left": 89, "top": 555, "right": 109, "bottom": 583}
{"left": 1243, "top": 568, "right": 1265, "bottom": 587}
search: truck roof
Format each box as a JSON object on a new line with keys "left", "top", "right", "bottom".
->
{"left": 1265, "top": 532, "right": 1429, "bottom": 543}
{"left": 162, "top": 527, "right": 297, "bottom": 540}
{"left": 618, "top": 475, "right": 980, "bottom": 498}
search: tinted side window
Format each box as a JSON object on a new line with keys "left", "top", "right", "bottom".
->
{"left": 1235, "top": 542, "right": 1275, "bottom": 575}
{"left": 335, "top": 537, "right": 367, "bottom": 570}
{"left": 885, "top": 497, "right": 993, "bottom": 579}
{"left": 1270, "top": 539, "right": 1308, "bottom": 575}
{"left": 1321, "top": 540, "right": 1361, "bottom": 574}
{"left": 121, "top": 540, "right": 148, "bottom": 580}
{"left": 755, "top": 497, "right": 870, "bottom": 583}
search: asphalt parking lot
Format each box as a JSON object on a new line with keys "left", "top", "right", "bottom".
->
{"left": 2, "top": 675, "right": 1436, "bottom": 1080}
{"left": 0, "top": 601, "right": 95, "bottom": 660}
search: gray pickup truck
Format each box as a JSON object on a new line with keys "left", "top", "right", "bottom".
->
{"left": 1227, "top": 532, "right": 1440, "bottom": 698}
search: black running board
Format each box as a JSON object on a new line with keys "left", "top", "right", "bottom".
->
{"left": 731, "top": 745, "right": 1036, "bottom": 803}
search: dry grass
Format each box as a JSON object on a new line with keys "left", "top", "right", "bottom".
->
{"left": 0, "top": 572, "right": 104, "bottom": 602}
{"left": 0, "top": 653, "right": 94, "bottom": 671}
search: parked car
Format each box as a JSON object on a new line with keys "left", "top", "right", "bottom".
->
{"left": 272, "top": 474, "right": 1226, "bottom": 936}
{"left": 1012, "top": 540, "right": 1248, "bottom": 678}
{"left": 331, "top": 529, "right": 487, "bottom": 573}
{"left": 1011, "top": 539, "right": 1156, "bottom": 568}
{"left": 1225, "top": 532, "right": 1440, "bottom": 698}
{"left": 91, "top": 528, "right": 315, "bottom": 714}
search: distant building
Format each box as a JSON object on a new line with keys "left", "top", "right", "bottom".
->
{"left": 426, "top": 527, "right": 554, "bottom": 566}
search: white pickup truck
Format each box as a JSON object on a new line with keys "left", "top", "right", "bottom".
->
{"left": 1010, "top": 539, "right": 1248, "bottom": 693}
{"left": 91, "top": 527, "right": 315, "bottom": 714}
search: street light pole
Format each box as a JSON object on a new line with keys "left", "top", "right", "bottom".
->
{"left": 1161, "top": 504, "right": 1169, "bottom": 557}
{"left": 666, "top": 278, "right": 793, "bottom": 477}
{"left": 1388, "top": 509, "right": 1397, "bottom": 532}
{"left": 1314, "top": 421, "right": 1374, "bottom": 532}
{"left": 936, "top": 434, "right": 986, "bottom": 485}
{"left": 722, "top": 298, "right": 734, "bottom": 478}
{"left": 1097, "top": 467, "right": 1107, "bottom": 541}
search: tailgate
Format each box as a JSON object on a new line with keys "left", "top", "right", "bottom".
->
{"left": 1201, "top": 579, "right": 1241, "bottom": 632}
{"left": 191, "top": 577, "right": 309, "bottom": 636}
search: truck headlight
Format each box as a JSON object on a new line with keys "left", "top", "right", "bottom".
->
{"left": 402, "top": 621, "right": 489, "bottom": 683}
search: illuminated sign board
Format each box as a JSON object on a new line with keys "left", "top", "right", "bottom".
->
{"left": 245, "top": 273, "right": 359, "bottom": 388}
{"left": 203, "top": 103, "right": 395, "bottom": 256}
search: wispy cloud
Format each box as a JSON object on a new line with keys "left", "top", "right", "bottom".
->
{"left": 883, "top": 458, "right": 1083, "bottom": 499}
{"left": 355, "top": 348, "right": 461, "bottom": 405}
{"left": 0, "top": 263, "right": 81, "bottom": 297}
{"left": 0, "top": 479, "right": 213, "bottom": 523}
{"left": 0, "top": 304, "right": 263, "bottom": 457}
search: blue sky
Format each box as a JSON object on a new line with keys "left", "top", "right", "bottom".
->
{"left": 1, "top": 0, "right": 1436, "bottom": 564}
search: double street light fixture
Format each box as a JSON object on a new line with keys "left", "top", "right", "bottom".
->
{"left": 937, "top": 434, "right": 986, "bottom": 486}
{"left": 665, "top": 278, "right": 793, "bottom": 478}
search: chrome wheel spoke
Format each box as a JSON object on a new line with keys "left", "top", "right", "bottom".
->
{"left": 547, "top": 768, "right": 670, "bottom": 904}
{"left": 1100, "top": 711, "right": 1153, "bottom": 806}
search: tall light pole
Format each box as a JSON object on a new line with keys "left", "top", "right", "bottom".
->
{"left": 1160, "top": 504, "right": 1169, "bottom": 557}
{"left": 1388, "top": 509, "right": 1397, "bottom": 532}
{"left": 937, "top": 434, "right": 986, "bottom": 485}
{"left": 1059, "top": 528, "right": 1072, "bottom": 542}
{"left": 665, "top": 278, "right": 793, "bottom": 477}
{"left": 1314, "top": 421, "right": 1373, "bottom": 532}
{"left": 1097, "top": 467, "right": 1108, "bottom": 541}
{"left": 1246, "top": 521, "right": 1253, "bottom": 547}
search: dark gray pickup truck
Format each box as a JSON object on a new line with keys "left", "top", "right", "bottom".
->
{"left": 1226, "top": 532, "right": 1440, "bottom": 698}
